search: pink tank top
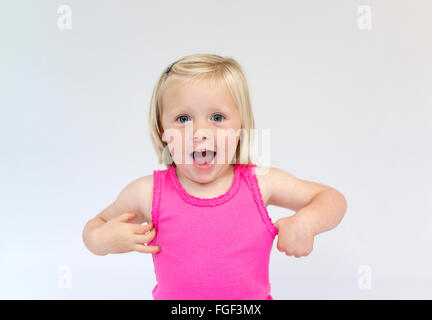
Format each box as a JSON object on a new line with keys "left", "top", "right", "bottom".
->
{"left": 147, "top": 163, "right": 279, "bottom": 300}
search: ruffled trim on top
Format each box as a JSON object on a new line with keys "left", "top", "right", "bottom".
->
{"left": 168, "top": 164, "right": 241, "bottom": 207}
{"left": 246, "top": 164, "right": 279, "bottom": 239}
{"left": 150, "top": 169, "right": 162, "bottom": 231}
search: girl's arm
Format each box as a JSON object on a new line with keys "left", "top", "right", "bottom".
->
{"left": 82, "top": 175, "right": 154, "bottom": 255}
{"left": 256, "top": 166, "right": 347, "bottom": 236}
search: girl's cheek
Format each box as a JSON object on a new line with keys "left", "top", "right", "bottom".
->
{"left": 169, "top": 134, "right": 190, "bottom": 163}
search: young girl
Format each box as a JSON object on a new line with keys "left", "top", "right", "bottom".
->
{"left": 82, "top": 54, "right": 347, "bottom": 300}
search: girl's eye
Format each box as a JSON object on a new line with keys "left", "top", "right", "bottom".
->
{"left": 176, "top": 115, "right": 190, "bottom": 123}
{"left": 212, "top": 114, "right": 225, "bottom": 122}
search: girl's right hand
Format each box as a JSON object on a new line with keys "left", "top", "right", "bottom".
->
{"left": 93, "top": 213, "right": 161, "bottom": 255}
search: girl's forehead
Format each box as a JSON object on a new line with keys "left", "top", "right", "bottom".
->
{"left": 162, "top": 79, "right": 237, "bottom": 113}
{"left": 164, "top": 77, "right": 227, "bottom": 98}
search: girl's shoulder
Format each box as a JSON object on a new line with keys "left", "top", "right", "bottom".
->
{"left": 252, "top": 165, "right": 333, "bottom": 211}
{"left": 136, "top": 174, "right": 155, "bottom": 224}
{"left": 139, "top": 167, "right": 172, "bottom": 223}
{"left": 104, "top": 173, "right": 154, "bottom": 225}
{"left": 120, "top": 173, "right": 155, "bottom": 225}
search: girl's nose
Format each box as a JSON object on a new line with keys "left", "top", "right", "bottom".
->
{"left": 193, "top": 130, "right": 209, "bottom": 142}
{"left": 194, "top": 135, "right": 205, "bottom": 141}
{"left": 192, "top": 120, "right": 213, "bottom": 141}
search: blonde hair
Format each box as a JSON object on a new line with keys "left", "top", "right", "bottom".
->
{"left": 148, "top": 53, "right": 256, "bottom": 169}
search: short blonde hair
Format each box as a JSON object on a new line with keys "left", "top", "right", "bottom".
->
{"left": 148, "top": 53, "right": 256, "bottom": 169}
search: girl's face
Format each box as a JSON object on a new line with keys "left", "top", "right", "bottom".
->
{"left": 160, "top": 78, "right": 242, "bottom": 182}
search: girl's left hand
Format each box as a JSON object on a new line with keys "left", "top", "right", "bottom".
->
{"left": 274, "top": 214, "right": 316, "bottom": 258}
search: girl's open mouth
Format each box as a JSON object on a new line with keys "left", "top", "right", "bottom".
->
{"left": 190, "top": 150, "right": 216, "bottom": 170}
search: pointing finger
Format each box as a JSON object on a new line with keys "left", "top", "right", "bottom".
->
{"left": 133, "top": 223, "right": 154, "bottom": 234}
{"left": 135, "top": 229, "right": 156, "bottom": 244}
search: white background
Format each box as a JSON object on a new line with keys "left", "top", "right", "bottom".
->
{"left": 1, "top": 0, "right": 431, "bottom": 299}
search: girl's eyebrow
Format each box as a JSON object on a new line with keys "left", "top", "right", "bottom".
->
{"left": 165, "top": 106, "right": 189, "bottom": 116}
{"left": 169, "top": 104, "right": 232, "bottom": 115}
{"left": 213, "top": 104, "right": 232, "bottom": 113}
